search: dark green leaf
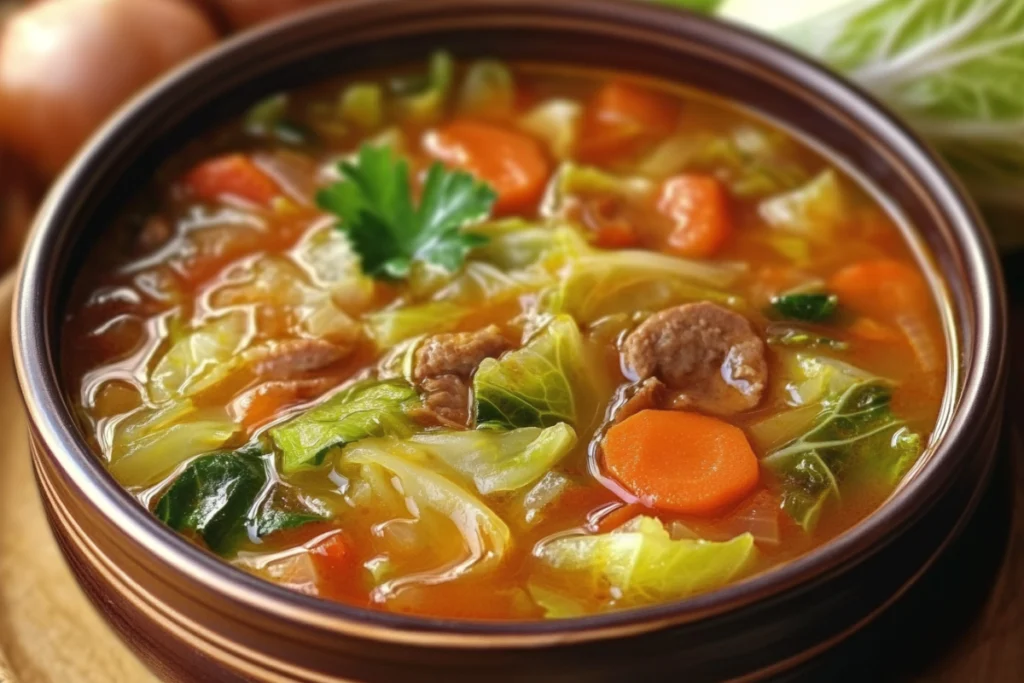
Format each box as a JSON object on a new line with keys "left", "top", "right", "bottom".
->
{"left": 771, "top": 293, "right": 838, "bottom": 322}
{"left": 316, "top": 145, "right": 495, "bottom": 279}
{"left": 154, "top": 447, "right": 325, "bottom": 555}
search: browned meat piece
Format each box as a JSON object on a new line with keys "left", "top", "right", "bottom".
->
{"left": 413, "top": 325, "right": 511, "bottom": 382}
{"left": 248, "top": 338, "right": 345, "bottom": 379}
{"left": 413, "top": 374, "right": 472, "bottom": 428}
{"left": 622, "top": 302, "right": 767, "bottom": 415}
{"left": 612, "top": 377, "right": 667, "bottom": 423}
{"left": 412, "top": 325, "right": 512, "bottom": 427}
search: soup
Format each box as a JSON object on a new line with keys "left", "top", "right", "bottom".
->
{"left": 62, "top": 53, "right": 946, "bottom": 620}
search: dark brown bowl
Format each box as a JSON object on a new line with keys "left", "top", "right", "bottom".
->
{"left": 11, "top": 0, "right": 1008, "bottom": 680}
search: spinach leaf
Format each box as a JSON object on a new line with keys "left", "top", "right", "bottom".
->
{"left": 762, "top": 379, "right": 921, "bottom": 531}
{"left": 316, "top": 143, "right": 495, "bottom": 280}
{"left": 474, "top": 315, "right": 589, "bottom": 429}
{"left": 771, "top": 292, "right": 838, "bottom": 322}
{"left": 270, "top": 379, "right": 421, "bottom": 473}
{"left": 154, "top": 447, "right": 326, "bottom": 555}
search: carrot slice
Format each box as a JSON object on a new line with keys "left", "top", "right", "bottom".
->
{"left": 603, "top": 410, "right": 759, "bottom": 516}
{"left": 658, "top": 174, "right": 732, "bottom": 258}
{"left": 183, "top": 153, "right": 279, "bottom": 206}
{"left": 309, "top": 532, "right": 350, "bottom": 577}
{"left": 828, "top": 258, "right": 928, "bottom": 320}
{"left": 426, "top": 119, "right": 550, "bottom": 214}
{"left": 578, "top": 81, "right": 678, "bottom": 162}
{"left": 595, "top": 502, "right": 646, "bottom": 533}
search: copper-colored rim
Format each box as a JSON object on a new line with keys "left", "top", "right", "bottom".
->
{"left": 12, "top": 0, "right": 1007, "bottom": 648}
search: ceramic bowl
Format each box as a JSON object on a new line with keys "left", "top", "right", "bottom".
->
{"left": 12, "top": 0, "right": 1007, "bottom": 680}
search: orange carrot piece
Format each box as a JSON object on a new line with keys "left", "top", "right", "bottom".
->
{"left": 848, "top": 317, "right": 901, "bottom": 343}
{"left": 578, "top": 81, "right": 678, "bottom": 162}
{"left": 658, "top": 174, "right": 732, "bottom": 258}
{"left": 596, "top": 502, "right": 647, "bottom": 533}
{"left": 603, "top": 410, "right": 759, "bottom": 516}
{"left": 309, "top": 532, "right": 350, "bottom": 577}
{"left": 593, "top": 80, "right": 677, "bottom": 132}
{"left": 426, "top": 119, "right": 550, "bottom": 214}
{"left": 593, "top": 219, "right": 641, "bottom": 249}
{"left": 183, "top": 153, "right": 280, "bottom": 206}
{"left": 829, "top": 258, "right": 928, "bottom": 320}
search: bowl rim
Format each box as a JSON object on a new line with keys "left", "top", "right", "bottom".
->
{"left": 12, "top": 0, "right": 1007, "bottom": 647}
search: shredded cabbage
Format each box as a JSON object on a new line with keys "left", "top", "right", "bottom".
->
{"left": 532, "top": 516, "right": 755, "bottom": 615}
{"left": 410, "top": 423, "right": 577, "bottom": 495}
{"left": 270, "top": 379, "right": 421, "bottom": 473}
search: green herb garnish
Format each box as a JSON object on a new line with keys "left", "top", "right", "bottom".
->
{"left": 771, "top": 292, "right": 838, "bottom": 322}
{"left": 316, "top": 144, "right": 495, "bottom": 279}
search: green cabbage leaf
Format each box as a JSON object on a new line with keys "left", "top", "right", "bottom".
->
{"left": 270, "top": 379, "right": 421, "bottom": 473}
{"left": 531, "top": 516, "right": 755, "bottom": 616}
{"left": 473, "top": 315, "right": 589, "bottom": 429}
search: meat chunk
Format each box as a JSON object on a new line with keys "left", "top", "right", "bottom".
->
{"left": 248, "top": 338, "right": 345, "bottom": 379}
{"left": 413, "top": 325, "right": 511, "bottom": 382}
{"left": 622, "top": 302, "right": 767, "bottom": 415}
{"left": 412, "top": 325, "right": 512, "bottom": 426}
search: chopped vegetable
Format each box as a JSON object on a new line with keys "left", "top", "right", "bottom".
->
{"left": 828, "top": 258, "right": 928, "bottom": 320}
{"left": 458, "top": 60, "right": 515, "bottom": 118}
{"left": 759, "top": 169, "right": 844, "bottom": 236}
{"left": 532, "top": 516, "right": 755, "bottom": 614}
{"left": 148, "top": 311, "right": 252, "bottom": 403}
{"left": 519, "top": 99, "right": 582, "bottom": 160}
{"left": 426, "top": 119, "right": 550, "bottom": 214}
{"left": 366, "top": 301, "right": 466, "bottom": 347}
{"left": 316, "top": 144, "right": 496, "bottom": 280}
{"left": 339, "top": 82, "right": 384, "bottom": 130}
{"left": 763, "top": 380, "right": 921, "bottom": 531}
{"left": 474, "top": 315, "right": 589, "bottom": 429}
{"left": 410, "top": 423, "right": 577, "bottom": 495}
{"left": 771, "top": 292, "right": 839, "bottom": 322}
{"left": 766, "top": 325, "right": 848, "bottom": 351}
{"left": 580, "top": 80, "right": 678, "bottom": 160}
{"left": 392, "top": 50, "right": 454, "bottom": 125}
{"left": 603, "top": 410, "right": 760, "bottom": 515}
{"left": 658, "top": 174, "right": 733, "bottom": 258}
{"left": 183, "top": 154, "right": 280, "bottom": 206}
{"left": 154, "top": 448, "right": 325, "bottom": 555}
{"left": 342, "top": 439, "right": 512, "bottom": 582}
{"left": 270, "top": 379, "right": 421, "bottom": 472}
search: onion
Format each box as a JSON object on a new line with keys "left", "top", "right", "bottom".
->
{"left": 0, "top": 0, "right": 218, "bottom": 176}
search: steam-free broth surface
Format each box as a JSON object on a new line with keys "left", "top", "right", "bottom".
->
{"left": 62, "top": 54, "right": 946, "bottom": 620}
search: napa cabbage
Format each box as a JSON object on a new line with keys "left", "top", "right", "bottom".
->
{"left": 717, "top": 0, "right": 1024, "bottom": 249}
{"left": 410, "top": 423, "right": 577, "bottom": 495}
{"left": 759, "top": 170, "right": 845, "bottom": 237}
{"left": 473, "top": 315, "right": 590, "bottom": 429}
{"left": 148, "top": 310, "right": 252, "bottom": 403}
{"left": 270, "top": 379, "right": 421, "bottom": 473}
{"left": 342, "top": 440, "right": 512, "bottom": 586}
{"left": 531, "top": 516, "right": 755, "bottom": 616}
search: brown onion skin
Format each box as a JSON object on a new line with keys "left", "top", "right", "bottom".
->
{"left": 0, "top": 0, "right": 218, "bottom": 177}
{"left": 206, "top": 0, "right": 334, "bottom": 30}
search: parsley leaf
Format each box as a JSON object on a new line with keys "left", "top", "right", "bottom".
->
{"left": 316, "top": 144, "right": 496, "bottom": 279}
